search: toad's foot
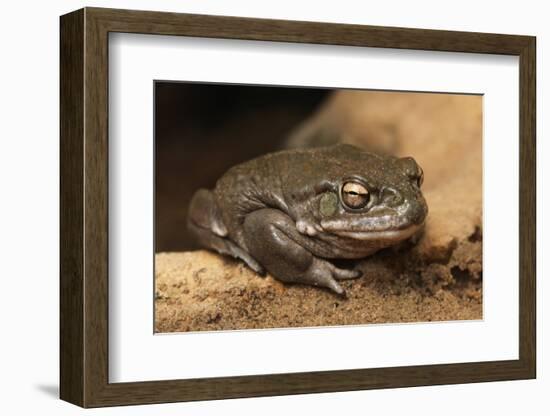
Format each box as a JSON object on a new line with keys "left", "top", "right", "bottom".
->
{"left": 304, "top": 258, "right": 363, "bottom": 294}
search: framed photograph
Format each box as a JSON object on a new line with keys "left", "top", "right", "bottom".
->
{"left": 60, "top": 7, "right": 536, "bottom": 408}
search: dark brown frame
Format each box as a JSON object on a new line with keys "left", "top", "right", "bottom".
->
{"left": 60, "top": 7, "right": 536, "bottom": 408}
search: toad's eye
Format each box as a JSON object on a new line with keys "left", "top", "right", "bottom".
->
{"left": 341, "top": 181, "right": 370, "bottom": 209}
{"left": 417, "top": 166, "right": 424, "bottom": 188}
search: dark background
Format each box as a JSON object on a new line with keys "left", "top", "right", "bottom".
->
{"left": 155, "top": 82, "right": 330, "bottom": 252}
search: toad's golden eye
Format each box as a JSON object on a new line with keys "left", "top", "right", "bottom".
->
{"left": 341, "top": 181, "right": 370, "bottom": 209}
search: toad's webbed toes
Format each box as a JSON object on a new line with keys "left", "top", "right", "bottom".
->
{"left": 307, "top": 258, "right": 347, "bottom": 294}
{"left": 331, "top": 266, "right": 362, "bottom": 280}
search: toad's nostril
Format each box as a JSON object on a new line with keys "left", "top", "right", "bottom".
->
{"left": 380, "top": 187, "right": 402, "bottom": 207}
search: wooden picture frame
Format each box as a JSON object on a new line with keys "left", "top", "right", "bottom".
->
{"left": 60, "top": 7, "right": 536, "bottom": 408}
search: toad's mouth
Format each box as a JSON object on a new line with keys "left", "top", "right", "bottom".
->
{"left": 319, "top": 200, "right": 428, "bottom": 242}
{"left": 326, "top": 223, "right": 423, "bottom": 241}
{"left": 320, "top": 210, "right": 425, "bottom": 241}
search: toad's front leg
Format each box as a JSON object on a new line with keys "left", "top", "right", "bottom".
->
{"left": 242, "top": 209, "right": 361, "bottom": 295}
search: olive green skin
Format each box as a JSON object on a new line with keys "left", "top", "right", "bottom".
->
{"left": 188, "top": 144, "right": 428, "bottom": 295}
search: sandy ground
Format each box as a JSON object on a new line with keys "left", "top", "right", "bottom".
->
{"left": 155, "top": 91, "right": 483, "bottom": 332}
{"left": 155, "top": 248, "right": 481, "bottom": 332}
